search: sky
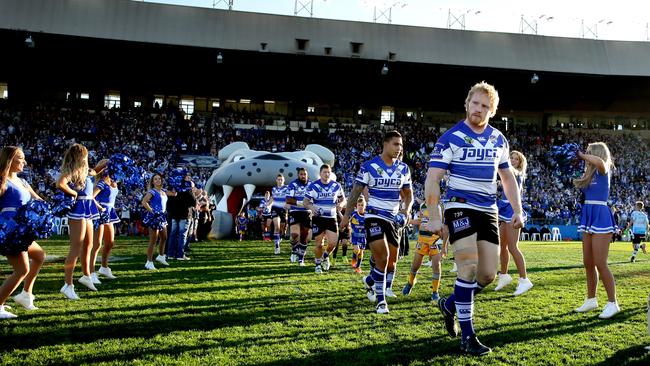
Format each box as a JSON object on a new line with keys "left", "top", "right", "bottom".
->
{"left": 140, "top": 0, "right": 650, "bottom": 42}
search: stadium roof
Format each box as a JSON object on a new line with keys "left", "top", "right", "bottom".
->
{"left": 2, "top": 0, "right": 650, "bottom": 77}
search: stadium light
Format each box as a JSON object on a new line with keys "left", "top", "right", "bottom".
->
{"left": 216, "top": 52, "right": 223, "bottom": 64}
{"left": 25, "top": 35, "right": 34, "bottom": 48}
{"left": 531, "top": 73, "right": 539, "bottom": 84}
{"left": 381, "top": 63, "right": 389, "bottom": 75}
{"left": 582, "top": 19, "right": 613, "bottom": 39}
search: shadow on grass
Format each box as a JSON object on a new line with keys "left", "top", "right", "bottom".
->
{"left": 0, "top": 288, "right": 384, "bottom": 353}
{"left": 4, "top": 328, "right": 458, "bottom": 366}
{"left": 594, "top": 345, "right": 650, "bottom": 366}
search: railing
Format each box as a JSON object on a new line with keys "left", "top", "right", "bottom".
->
{"left": 525, "top": 217, "right": 578, "bottom": 226}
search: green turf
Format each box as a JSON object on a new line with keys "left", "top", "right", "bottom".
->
{"left": 1, "top": 237, "right": 649, "bottom": 365}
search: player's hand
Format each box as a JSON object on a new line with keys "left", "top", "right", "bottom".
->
{"left": 428, "top": 217, "right": 444, "bottom": 237}
{"left": 440, "top": 245, "right": 447, "bottom": 259}
{"left": 511, "top": 213, "right": 525, "bottom": 229}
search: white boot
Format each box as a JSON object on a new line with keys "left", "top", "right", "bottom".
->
{"left": 598, "top": 301, "right": 620, "bottom": 319}
{"left": 494, "top": 273, "right": 512, "bottom": 291}
{"left": 513, "top": 277, "right": 534, "bottom": 296}
{"left": 575, "top": 297, "right": 598, "bottom": 313}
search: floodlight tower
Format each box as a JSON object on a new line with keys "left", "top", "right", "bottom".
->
{"left": 213, "top": 0, "right": 233, "bottom": 10}
{"left": 373, "top": 1, "right": 407, "bottom": 24}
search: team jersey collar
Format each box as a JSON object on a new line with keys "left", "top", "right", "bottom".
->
{"left": 460, "top": 120, "right": 494, "bottom": 146}
{"left": 375, "top": 155, "right": 400, "bottom": 175}
{"left": 319, "top": 179, "right": 333, "bottom": 187}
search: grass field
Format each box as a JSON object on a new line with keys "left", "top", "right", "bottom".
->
{"left": 1, "top": 236, "right": 650, "bottom": 365}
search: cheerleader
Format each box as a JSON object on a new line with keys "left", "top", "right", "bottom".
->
{"left": 573, "top": 142, "right": 620, "bottom": 319}
{"left": 57, "top": 144, "right": 105, "bottom": 300}
{"left": 495, "top": 151, "right": 533, "bottom": 296}
{"left": 0, "top": 147, "right": 46, "bottom": 318}
{"left": 90, "top": 160, "right": 121, "bottom": 280}
{"left": 141, "top": 173, "right": 175, "bottom": 270}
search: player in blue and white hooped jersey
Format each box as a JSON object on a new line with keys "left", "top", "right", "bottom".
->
{"left": 258, "top": 191, "right": 273, "bottom": 242}
{"left": 270, "top": 174, "right": 289, "bottom": 254}
{"left": 90, "top": 163, "right": 121, "bottom": 281}
{"left": 304, "top": 164, "right": 346, "bottom": 274}
{"left": 629, "top": 201, "right": 649, "bottom": 262}
{"left": 57, "top": 144, "right": 109, "bottom": 299}
{"left": 340, "top": 130, "right": 414, "bottom": 314}
{"left": 495, "top": 150, "right": 533, "bottom": 296}
{"left": 573, "top": 143, "right": 620, "bottom": 319}
{"left": 285, "top": 168, "right": 312, "bottom": 265}
{"left": 425, "top": 82, "right": 523, "bottom": 356}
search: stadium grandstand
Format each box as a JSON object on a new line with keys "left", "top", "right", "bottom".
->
{"left": 0, "top": 0, "right": 649, "bottom": 241}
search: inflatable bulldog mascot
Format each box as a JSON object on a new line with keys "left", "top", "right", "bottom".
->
{"left": 205, "top": 142, "right": 336, "bottom": 239}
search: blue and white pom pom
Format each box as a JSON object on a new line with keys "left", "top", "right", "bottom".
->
{"left": 51, "top": 192, "right": 76, "bottom": 217}
{"left": 107, "top": 154, "right": 145, "bottom": 190}
{"left": 93, "top": 209, "right": 111, "bottom": 229}
{"left": 15, "top": 200, "right": 55, "bottom": 240}
{"left": 0, "top": 217, "right": 19, "bottom": 255}
{"left": 143, "top": 210, "right": 167, "bottom": 231}
{"left": 0, "top": 200, "right": 54, "bottom": 256}
{"left": 167, "top": 168, "right": 192, "bottom": 192}
{"left": 394, "top": 212, "right": 408, "bottom": 228}
{"left": 550, "top": 143, "right": 584, "bottom": 177}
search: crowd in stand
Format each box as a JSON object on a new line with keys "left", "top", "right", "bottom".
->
{"left": 1, "top": 103, "right": 648, "bottom": 234}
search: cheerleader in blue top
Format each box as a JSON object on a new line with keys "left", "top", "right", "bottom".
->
{"left": 57, "top": 143, "right": 107, "bottom": 300}
{"left": 0, "top": 147, "right": 47, "bottom": 318}
{"left": 573, "top": 142, "right": 620, "bottom": 319}
{"left": 495, "top": 150, "right": 533, "bottom": 296}
{"left": 141, "top": 173, "right": 176, "bottom": 270}
{"left": 90, "top": 161, "right": 121, "bottom": 281}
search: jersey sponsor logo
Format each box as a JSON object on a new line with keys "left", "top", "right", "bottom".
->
{"left": 314, "top": 191, "right": 338, "bottom": 199}
{"left": 459, "top": 148, "right": 498, "bottom": 161}
{"left": 369, "top": 225, "right": 382, "bottom": 235}
{"left": 375, "top": 178, "right": 403, "bottom": 187}
{"left": 464, "top": 136, "right": 473, "bottom": 144}
{"left": 452, "top": 217, "right": 470, "bottom": 232}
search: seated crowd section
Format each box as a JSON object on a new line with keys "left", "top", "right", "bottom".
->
{"left": 1, "top": 101, "right": 648, "bottom": 237}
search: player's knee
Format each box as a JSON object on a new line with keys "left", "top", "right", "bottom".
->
{"left": 456, "top": 262, "right": 477, "bottom": 281}
{"left": 373, "top": 257, "right": 388, "bottom": 271}
{"left": 476, "top": 272, "right": 496, "bottom": 285}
